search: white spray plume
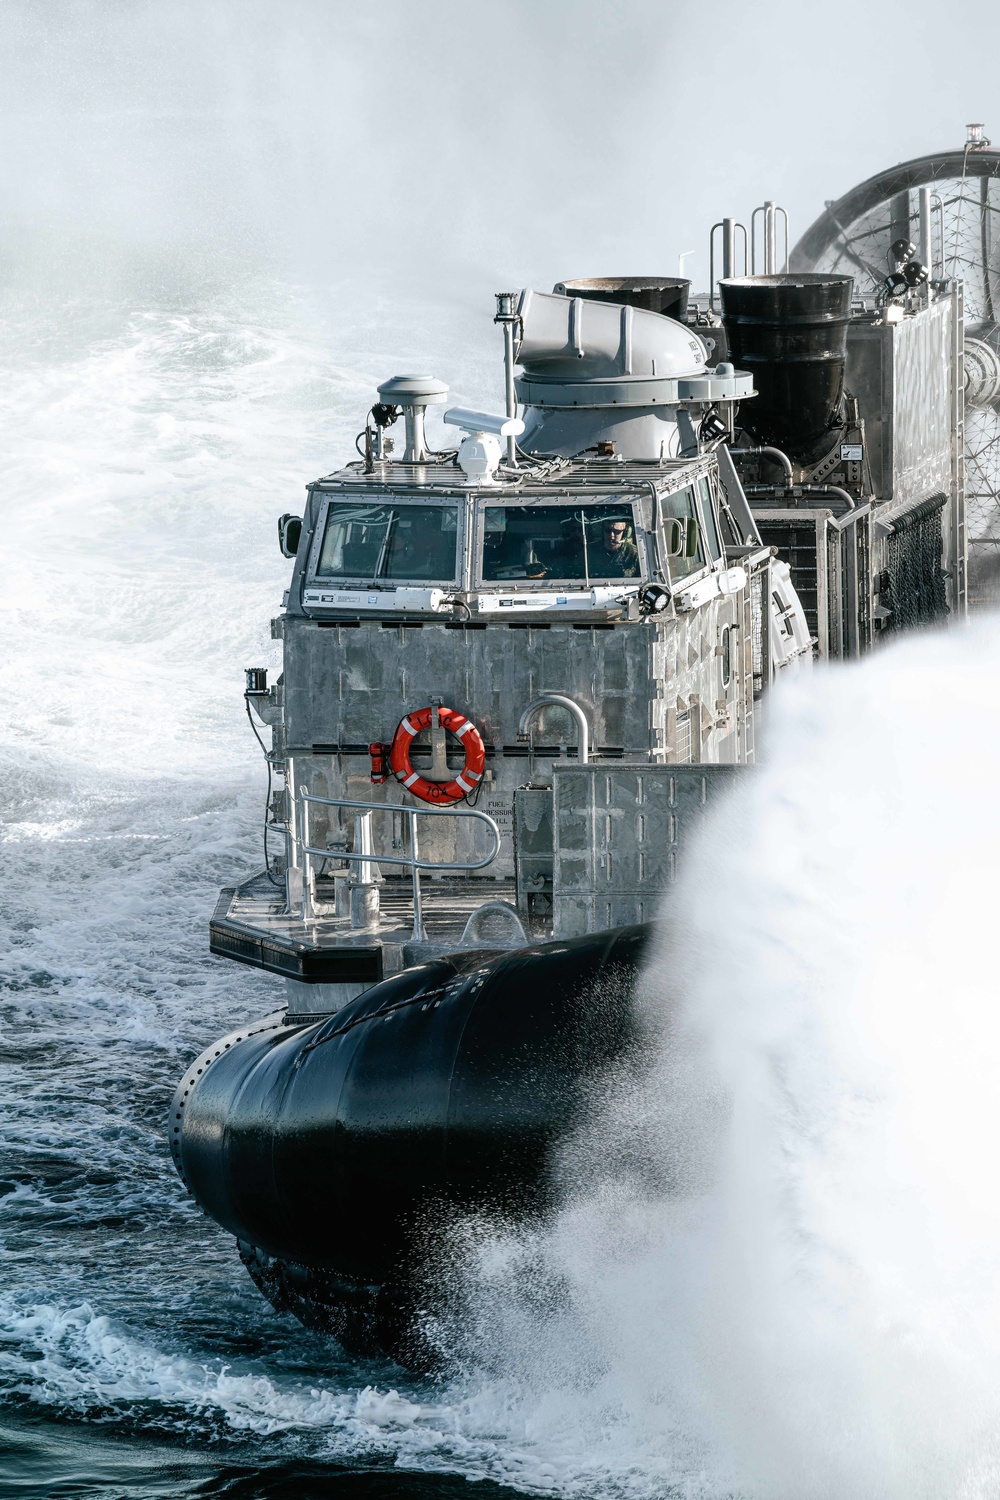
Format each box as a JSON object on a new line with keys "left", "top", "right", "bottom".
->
{"left": 433, "top": 617, "right": 1000, "bottom": 1500}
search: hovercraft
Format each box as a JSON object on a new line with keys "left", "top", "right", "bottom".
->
{"left": 171, "top": 148, "right": 972, "bottom": 1362}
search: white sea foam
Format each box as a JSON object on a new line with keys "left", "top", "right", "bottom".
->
{"left": 0, "top": 1293, "right": 622, "bottom": 1491}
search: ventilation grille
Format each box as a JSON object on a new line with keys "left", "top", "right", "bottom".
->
{"left": 756, "top": 518, "right": 821, "bottom": 637}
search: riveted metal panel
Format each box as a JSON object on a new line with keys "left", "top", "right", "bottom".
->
{"left": 282, "top": 619, "right": 656, "bottom": 755}
{"left": 551, "top": 764, "right": 746, "bottom": 936}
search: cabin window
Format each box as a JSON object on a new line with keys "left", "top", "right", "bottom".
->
{"left": 481, "top": 503, "right": 641, "bottom": 583}
{"left": 315, "top": 502, "right": 459, "bottom": 582}
{"left": 661, "top": 486, "right": 705, "bottom": 580}
{"left": 697, "top": 477, "right": 723, "bottom": 561}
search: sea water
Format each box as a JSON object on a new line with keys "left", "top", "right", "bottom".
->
{"left": 4, "top": 256, "right": 1000, "bottom": 1499}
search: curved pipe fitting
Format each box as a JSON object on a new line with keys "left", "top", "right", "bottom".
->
{"left": 800, "top": 482, "right": 856, "bottom": 511}
{"left": 745, "top": 482, "right": 856, "bottom": 513}
{"left": 743, "top": 444, "right": 794, "bottom": 482}
{"left": 518, "top": 694, "right": 591, "bottom": 763}
{"left": 458, "top": 901, "right": 528, "bottom": 950}
{"left": 514, "top": 289, "right": 708, "bottom": 382}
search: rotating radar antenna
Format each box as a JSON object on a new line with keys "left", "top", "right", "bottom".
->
{"left": 791, "top": 124, "right": 1000, "bottom": 596}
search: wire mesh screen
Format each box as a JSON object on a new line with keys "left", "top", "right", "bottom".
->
{"left": 856, "top": 511, "right": 873, "bottom": 648}
{"left": 880, "top": 495, "right": 949, "bottom": 633}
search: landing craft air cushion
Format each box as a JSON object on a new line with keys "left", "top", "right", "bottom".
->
{"left": 171, "top": 141, "right": 974, "bottom": 1364}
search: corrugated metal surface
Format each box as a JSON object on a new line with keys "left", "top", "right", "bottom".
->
{"left": 891, "top": 300, "right": 953, "bottom": 503}
{"left": 846, "top": 297, "right": 955, "bottom": 512}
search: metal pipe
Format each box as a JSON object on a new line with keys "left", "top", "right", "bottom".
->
{"left": 932, "top": 193, "right": 945, "bottom": 280}
{"left": 495, "top": 292, "right": 519, "bottom": 467}
{"left": 709, "top": 220, "right": 748, "bottom": 311}
{"left": 409, "top": 811, "right": 423, "bottom": 942}
{"left": 764, "top": 202, "right": 777, "bottom": 274}
{"left": 723, "top": 217, "right": 737, "bottom": 278}
{"left": 284, "top": 754, "right": 302, "bottom": 916}
{"left": 349, "top": 811, "right": 381, "bottom": 929}
{"left": 298, "top": 792, "right": 502, "bottom": 945}
{"left": 299, "top": 793, "right": 501, "bottom": 873}
{"left": 402, "top": 405, "right": 427, "bottom": 462}
{"left": 801, "top": 483, "right": 855, "bottom": 511}
{"left": 742, "top": 444, "right": 794, "bottom": 482}
{"left": 503, "top": 323, "right": 517, "bottom": 465}
{"left": 745, "top": 482, "right": 856, "bottom": 512}
{"left": 458, "top": 901, "right": 528, "bottom": 950}
{"left": 517, "top": 694, "right": 591, "bottom": 763}
{"left": 751, "top": 202, "right": 789, "bottom": 274}
{"left": 297, "top": 765, "right": 313, "bottom": 922}
{"left": 353, "top": 811, "right": 378, "bottom": 886}
{"left": 919, "top": 187, "right": 933, "bottom": 276}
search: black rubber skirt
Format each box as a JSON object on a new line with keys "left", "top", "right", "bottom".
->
{"left": 172, "top": 924, "right": 652, "bottom": 1340}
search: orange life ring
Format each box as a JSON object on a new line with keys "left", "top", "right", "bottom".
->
{"left": 389, "top": 705, "right": 486, "bottom": 805}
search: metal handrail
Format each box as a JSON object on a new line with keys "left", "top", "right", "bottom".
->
{"left": 517, "top": 693, "right": 591, "bottom": 763}
{"left": 751, "top": 201, "right": 789, "bottom": 275}
{"left": 709, "top": 217, "right": 749, "bottom": 310}
{"left": 298, "top": 791, "right": 502, "bottom": 942}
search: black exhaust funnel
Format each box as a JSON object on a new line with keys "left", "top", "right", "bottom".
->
{"left": 720, "top": 274, "right": 854, "bottom": 466}
{"left": 554, "top": 276, "right": 691, "bottom": 323}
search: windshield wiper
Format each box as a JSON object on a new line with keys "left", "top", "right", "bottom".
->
{"left": 371, "top": 512, "right": 397, "bottom": 583}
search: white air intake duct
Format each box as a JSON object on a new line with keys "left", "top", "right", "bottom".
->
{"left": 511, "top": 288, "right": 753, "bottom": 461}
{"left": 515, "top": 288, "right": 709, "bottom": 384}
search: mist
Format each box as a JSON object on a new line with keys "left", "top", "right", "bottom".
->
{"left": 3, "top": 0, "right": 996, "bottom": 296}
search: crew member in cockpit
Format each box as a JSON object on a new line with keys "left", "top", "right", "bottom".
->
{"left": 598, "top": 516, "right": 640, "bottom": 578}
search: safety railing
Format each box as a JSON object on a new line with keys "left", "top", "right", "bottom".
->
{"left": 298, "top": 791, "right": 502, "bottom": 942}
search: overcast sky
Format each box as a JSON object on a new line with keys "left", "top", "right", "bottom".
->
{"left": 2, "top": 0, "right": 995, "bottom": 291}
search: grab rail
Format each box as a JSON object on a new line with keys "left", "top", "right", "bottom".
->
{"left": 298, "top": 791, "right": 502, "bottom": 942}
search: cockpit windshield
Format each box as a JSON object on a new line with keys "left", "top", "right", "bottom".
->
{"left": 662, "top": 486, "right": 705, "bottom": 580}
{"left": 482, "top": 503, "right": 640, "bottom": 583}
{"left": 316, "top": 502, "right": 459, "bottom": 582}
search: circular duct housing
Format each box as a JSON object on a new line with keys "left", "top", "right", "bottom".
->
{"left": 787, "top": 142, "right": 1000, "bottom": 570}
{"left": 965, "top": 336, "right": 1000, "bottom": 408}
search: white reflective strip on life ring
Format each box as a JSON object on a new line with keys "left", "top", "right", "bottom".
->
{"left": 454, "top": 719, "right": 474, "bottom": 737}
{"left": 403, "top": 772, "right": 420, "bottom": 788}
{"left": 454, "top": 775, "right": 471, "bottom": 793}
{"left": 400, "top": 716, "right": 418, "bottom": 737}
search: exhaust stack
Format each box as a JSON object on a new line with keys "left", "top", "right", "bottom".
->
{"left": 720, "top": 273, "right": 853, "bottom": 467}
